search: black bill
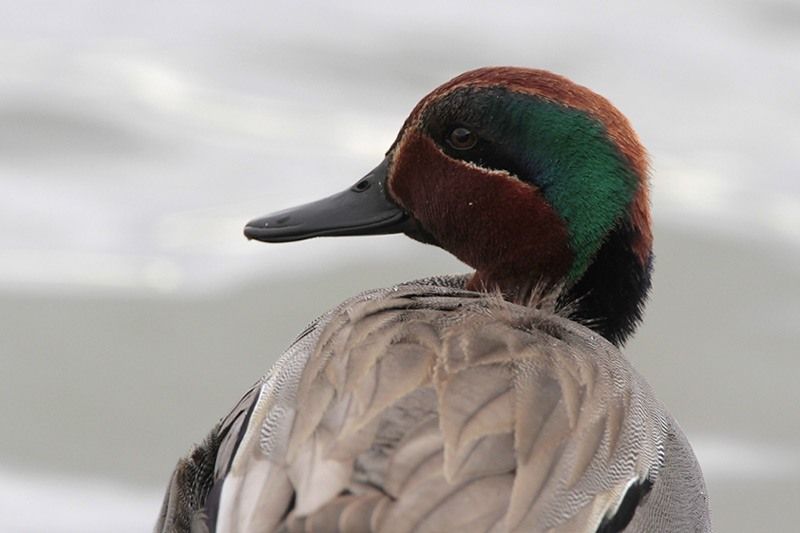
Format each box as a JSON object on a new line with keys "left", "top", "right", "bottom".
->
{"left": 244, "top": 157, "right": 411, "bottom": 243}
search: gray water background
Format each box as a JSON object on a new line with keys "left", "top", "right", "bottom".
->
{"left": 1, "top": 1, "right": 799, "bottom": 531}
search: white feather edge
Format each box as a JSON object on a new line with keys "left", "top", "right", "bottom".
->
{"left": 215, "top": 449, "right": 293, "bottom": 533}
{"left": 217, "top": 377, "right": 291, "bottom": 532}
{"left": 585, "top": 476, "right": 642, "bottom": 532}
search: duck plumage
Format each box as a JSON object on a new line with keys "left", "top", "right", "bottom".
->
{"left": 155, "top": 67, "right": 710, "bottom": 532}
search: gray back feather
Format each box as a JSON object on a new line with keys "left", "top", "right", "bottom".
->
{"left": 156, "top": 276, "right": 710, "bottom": 532}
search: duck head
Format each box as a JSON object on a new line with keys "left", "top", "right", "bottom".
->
{"left": 245, "top": 67, "right": 653, "bottom": 346}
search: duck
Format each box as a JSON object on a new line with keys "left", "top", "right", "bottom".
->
{"left": 155, "top": 67, "right": 710, "bottom": 533}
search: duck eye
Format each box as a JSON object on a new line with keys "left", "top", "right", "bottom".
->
{"left": 447, "top": 127, "right": 477, "bottom": 150}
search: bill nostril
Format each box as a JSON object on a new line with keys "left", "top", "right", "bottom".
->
{"left": 352, "top": 179, "right": 371, "bottom": 192}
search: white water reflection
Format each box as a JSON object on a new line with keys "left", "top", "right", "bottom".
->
{"left": 693, "top": 436, "right": 800, "bottom": 480}
{"left": 0, "top": 467, "right": 161, "bottom": 533}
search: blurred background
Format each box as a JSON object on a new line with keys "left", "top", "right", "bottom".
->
{"left": 1, "top": 1, "right": 798, "bottom": 531}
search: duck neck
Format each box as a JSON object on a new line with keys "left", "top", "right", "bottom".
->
{"left": 467, "top": 215, "right": 652, "bottom": 347}
{"left": 465, "top": 270, "right": 561, "bottom": 304}
{"left": 560, "top": 215, "right": 652, "bottom": 346}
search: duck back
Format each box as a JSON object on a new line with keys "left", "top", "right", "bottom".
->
{"left": 155, "top": 276, "right": 709, "bottom": 533}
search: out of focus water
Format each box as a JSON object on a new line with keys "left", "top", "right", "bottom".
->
{"left": 1, "top": 1, "right": 799, "bottom": 531}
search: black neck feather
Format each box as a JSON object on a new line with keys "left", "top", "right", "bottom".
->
{"left": 561, "top": 216, "right": 653, "bottom": 347}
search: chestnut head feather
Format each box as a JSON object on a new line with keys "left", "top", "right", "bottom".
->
{"left": 246, "top": 67, "right": 653, "bottom": 345}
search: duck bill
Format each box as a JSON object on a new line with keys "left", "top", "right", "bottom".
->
{"left": 244, "top": 157, "right": 411, "bottom": 243}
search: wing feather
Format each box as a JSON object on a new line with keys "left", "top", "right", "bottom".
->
{"left": 170, "top": 283, "right": 675, "bottom": 533}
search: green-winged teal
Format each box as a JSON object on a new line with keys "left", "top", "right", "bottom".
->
{"left": 156, "top": 67, "right": 710, "bottom": 533}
